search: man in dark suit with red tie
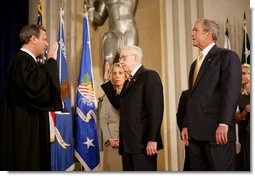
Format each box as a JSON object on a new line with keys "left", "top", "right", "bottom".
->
{"left": 181, "top": 19, "right": 242, "bottom": 170}
{"left": 101, "top": 45, "right": 164, "bottom": 171}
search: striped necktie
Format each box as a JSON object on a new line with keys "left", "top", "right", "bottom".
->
{"left": 126, "top": 75, "right": 133, "bottom": 87}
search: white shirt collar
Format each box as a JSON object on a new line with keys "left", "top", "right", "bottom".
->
{"left": 131, "top": 64, "right": 142, "bottom": 76}
{"left": 201, "top": 43, "right": 215, "bottom": 58}
{"left": 20, "top": 48, "right": 37, "bottom": 62}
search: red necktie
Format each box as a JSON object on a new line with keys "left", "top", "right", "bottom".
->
{"left": 127, "top": 75, "right": 133, "bottom": 87}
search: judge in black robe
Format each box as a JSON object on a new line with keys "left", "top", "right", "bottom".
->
{"left": 0, "top": 24, "right": 62, "bottom": 171}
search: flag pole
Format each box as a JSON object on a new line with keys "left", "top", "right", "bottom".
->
{"left": 225, "top": 18, "right": 229, "bottom": 34}
{"left": 59, "top": 0, "right": 64, "bottom": 82}
{"left": 61, "top": 0, "right": 64, "bottom": 9}
{"left": 83, "top": 0, "right": 86, "bottom": 14}
{"left": 243, "top": 12, "right": 247, "bottom": 63}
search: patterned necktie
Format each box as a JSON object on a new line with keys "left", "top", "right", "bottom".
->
{"left": 193, "top": 52, "right": 203, "bottom": 85}
{"left": 126, "top": 75, "right": 133, "bottom": 87}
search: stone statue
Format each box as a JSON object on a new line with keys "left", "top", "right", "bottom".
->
{"left": 86, "top": 0, "right": 138, "bottom": 80}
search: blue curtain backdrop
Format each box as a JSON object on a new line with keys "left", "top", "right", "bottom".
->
{"left": 0, "top": 0, "right": 28, "bottom": 101}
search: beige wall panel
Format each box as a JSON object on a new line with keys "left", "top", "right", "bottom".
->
{"left": 136, "top": 0, "right": 162, "bottom": 74}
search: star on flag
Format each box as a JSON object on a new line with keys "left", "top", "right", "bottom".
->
{"left": 84, "top": 137, "right": 95, "bottom": 149}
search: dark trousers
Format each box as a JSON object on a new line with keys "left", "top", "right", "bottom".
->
{"left": 121, "top": 152, "right": 157, "bottom": 171}
{"left": 189, "top": 141, "right": 235, "bottom": 171}
{"left": 183, "top": 146, "right": 191, "bottom": 171}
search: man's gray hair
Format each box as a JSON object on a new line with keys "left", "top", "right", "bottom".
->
{"left": 119, "top": 45, "right": 143, "bottom": 62}
{"left": 197, "top": 18, "right": 220, "bottom": 42}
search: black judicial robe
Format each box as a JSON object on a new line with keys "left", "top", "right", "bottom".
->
{"left": 0, "top": 50, "right": 63, "bottom": 171}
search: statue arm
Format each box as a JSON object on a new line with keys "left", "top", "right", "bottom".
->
{"left": 88, "top": 0, "right": 108, "bottom": 25}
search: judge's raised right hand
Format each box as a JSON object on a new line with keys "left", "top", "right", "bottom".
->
{"left": 48, "top": 42, "right": 58, "bottom": 60}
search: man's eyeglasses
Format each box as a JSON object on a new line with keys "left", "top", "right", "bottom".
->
{"left": 119, "top": 54, "right": 135, "bottom": 61}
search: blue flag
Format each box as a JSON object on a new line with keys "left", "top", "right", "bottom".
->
{"left": 50, "top": 8, "right": 74, "bottom": 171}
{"left": 74, "top": 14, "right": 100, "bottom": 171}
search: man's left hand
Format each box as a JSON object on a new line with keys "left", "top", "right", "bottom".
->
{"left": 216, "top": 125, "right": 228, "bottom": 145}
{"left": 146, "top": 141, "right": 158, "bottom": 156}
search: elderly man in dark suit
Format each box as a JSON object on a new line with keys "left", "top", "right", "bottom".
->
{"left": 181, "top": 19, "right": 242, "bottom": 171}
{"left": 101, "top": 45, "right": 164, "bottom": 171}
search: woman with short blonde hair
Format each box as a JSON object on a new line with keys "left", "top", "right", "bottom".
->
{"left": 99, "top": 61, "right": 127, "bottom": 171}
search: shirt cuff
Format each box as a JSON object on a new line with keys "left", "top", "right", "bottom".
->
{"left": 219, "top": 123, "right": 228, "bottom": 127}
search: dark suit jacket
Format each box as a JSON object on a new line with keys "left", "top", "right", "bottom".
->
{"left": 176, "top": 89, "right": 191, "bottom": 171}
{"left": 177, "top": 90, "right": 189, "bottom": 133}
{"left": 184, "top": 45, "right": 242, "bottom": 142}
{"left": 101, "top": 65, "right": 164, "bottom": 154}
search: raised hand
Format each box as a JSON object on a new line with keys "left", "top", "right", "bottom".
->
{"left": 48, "top": 42, "right": 58, "bottom": 60}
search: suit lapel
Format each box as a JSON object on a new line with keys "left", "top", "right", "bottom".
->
{"left": 191, "top": 45, "right": 218, "bottom": 92}
{"left": 189, "top": 62, "right": 196, "bottom": 88}
{"left": 122, "top": 65, "right": 145, "bottom": 94}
